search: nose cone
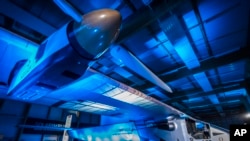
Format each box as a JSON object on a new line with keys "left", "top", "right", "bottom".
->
{"left": 71, "top": 9, "right": 122, "bottom": 59}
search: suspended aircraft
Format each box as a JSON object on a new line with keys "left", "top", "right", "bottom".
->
{"left": 4, "top": 0, "right": 230, "bottom": 140}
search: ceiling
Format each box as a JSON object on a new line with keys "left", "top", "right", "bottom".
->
{"left": 0, "top": 0, "right": 250, "bottom": 129}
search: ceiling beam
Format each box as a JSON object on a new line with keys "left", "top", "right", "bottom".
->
{"left": 135, "top": 47, "right": 250, "bottom": 91}
{"left": 161, "top": 47, "right": 250, "bottom": 82}
{"left": 170, "top": 102, "right": 196, "bottom": 117}
{"left": 188, "top": 101, "right": 242, "bottom": 110}
{"left": 163, "top": 81, "right": 245, "bottom": 103}
{"left": 170, "top": 81, "right": 241, "bottom": 98}
{"left": 0, "top": 0, "right": 57, "bottom": 37}
{"left": 190, "top": 0, "right": 213, "bottom": 56}
{"left": 115, "top": 0, "right": 183, "bottom": 44}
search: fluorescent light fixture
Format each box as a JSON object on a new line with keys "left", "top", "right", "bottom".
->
{"left": 245, "top": 113, "right": 250, "bottom": 118}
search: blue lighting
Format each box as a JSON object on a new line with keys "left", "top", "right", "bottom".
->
{"left": 208, "top": 95, "right": 220, "bottom": 104}
{"left": 182, "top": 10, "right": 198, "bottom": 29}
{"left": 189, "top": 26, "right": 209, "bottom": 59}
{"left": 68, "top": 122, "right": 140, "bottom": 141}
{"left": 219, "top": 88, "right": 246, "bottom": 97}
{"left": 1, "top": 28, "right": 39, "bottom": 95}
{"left": 156, "top": 31, "right": 168, "bottom": 42}
{"left": 163, "top": 41, "right": 175, "bottom": 52}
{"left": 183, "top": 10, "right": 210, "bottom": 60}
{"left": 99, "top": 42, "right": 103, "bottom": 46}
{"left": 119, "top": 3, "right": 133, "bottom": 19}
{"left": 76, "top": 74, "right": 118, "bottom": 92}
{"left": 146, "top": 87, "right": 169, "bottom": 99}
{"left": 144, "top": 38, "right": 158, "bottom": 48}
{"left": 217, "top": 61, "right": 245, "bottom": 84}
{"left": 113, "top": 67, "right": 133, "bottom": 78}
{"left": 189, "top": 26, "right": 203, "bottom": 42}
{"left": 160, "top": 15, "right": 200, "bottom": 69}
{"left": 60, "top": 100, "right": 119, "bottom": 114}
{"left": 53, "top": 0, "right": 82, "bottom": 22}
{"left": 193, "top": 72, "right": 213, "bottom": 92}
{"left": 168, "top": 77, "right": 194, "bottom": 91}
{"left": 182, "top": 97, "right": 204, "bottom": 104}
{"left": 207, "top": 94, "right": 223, "bottom": 113}
{"left": 150, "top": 45, "right": 168, "bottom": 58}
{"left": 0, "top": 28, "right": 38, "bottom": 54}
{"left": 226, "top": 99, "right": 241, "bottom": 103}
{"left": 198, "top": 0, "right": 239, "bottom": 21}
{"left": 90, "top": 0, "right": 122, "bottom": 10}
{"left": 174, "top": 37, "right": 200, "bottom": 69}
{"left": 195, "top": 122, "right": 205, "bottom": 130}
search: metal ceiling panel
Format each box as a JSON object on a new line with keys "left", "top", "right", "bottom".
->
{"left": 217, "top": 61, "right": 245, "bottom": 84}
{"left": 203, "top": 2, "right": 249, "bottom": 46}
{"left": 188, "top": 26, "right": 209, "bottom": 59}
{"left": 198, "top": 0, "right": 240, "bottom": 21}
{"left": 168, "top": 77, "right": 196, "bottom": 91}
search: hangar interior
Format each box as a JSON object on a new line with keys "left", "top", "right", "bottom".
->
{"left": 0, "top": 0, "right": 250, "bottom": 140}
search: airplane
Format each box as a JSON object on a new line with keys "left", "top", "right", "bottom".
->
{"left": 4, "top": 0, "right": 230, "bottom": 140}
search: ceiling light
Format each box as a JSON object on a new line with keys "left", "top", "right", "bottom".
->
{"left": 245, "top": 113, "right": 250, "bottom": 118}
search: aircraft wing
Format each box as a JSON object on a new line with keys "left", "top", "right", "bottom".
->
{"left": 43, "top": 68, "right": 184, "bottom": 122}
